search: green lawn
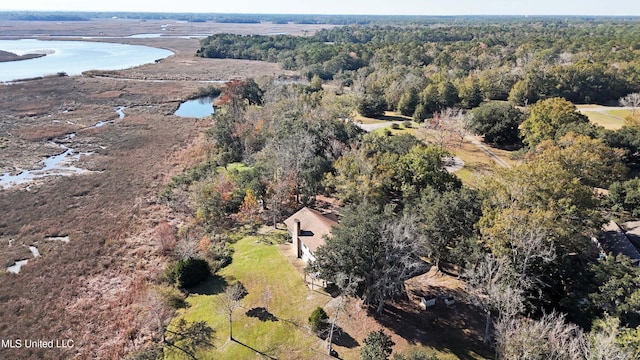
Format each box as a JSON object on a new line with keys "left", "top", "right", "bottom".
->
{"left": 217, "top": 162, "right": 253, "bottom": 173}
{"left": 165, "top": 235, "right": 330, "bottom": 359}
{"left": 577, "top": 105, "right": 628, "bottom": 130}
{"left": 372, "top": 124, "right": 418, "bottom": 136}
{"left": 355, "top": 111, "right": 413, "bottom": 124}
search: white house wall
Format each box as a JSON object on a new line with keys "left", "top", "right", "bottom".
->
{"left": 301, "top": 243, "right": 316, "bottom": 263}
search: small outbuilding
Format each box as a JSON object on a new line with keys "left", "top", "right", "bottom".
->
{"left": 283, "top": 207, "right": 338, "bottom": 263}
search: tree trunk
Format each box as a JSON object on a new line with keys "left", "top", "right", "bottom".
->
{"left": 376, "top": 297, "right": 385, "bottom": 315}
{"left": 326, "top": 316, "right": 336, "bottom": 355}
{"left": 273, "top": 208, "right": 277, "bottom": 229}
{"left": 484, "top": 309, "right": 491, "bottom": 345}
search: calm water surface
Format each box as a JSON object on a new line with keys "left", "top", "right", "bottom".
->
{"left": 174, "top": 96, "right": 216, "bottom": 118}
{"left": 0, "top": 39, "right": 173, "bottom": 82}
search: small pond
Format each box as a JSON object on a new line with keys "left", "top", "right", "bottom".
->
{"left": 174, "top": 96, "right": 216, "bottom": 118}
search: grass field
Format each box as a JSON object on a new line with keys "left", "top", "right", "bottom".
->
{"left": 372, "top": 123, "right": 418, "bottom": 136}
{"left": 577, "top": 105, "right": 629, "bottom": 130}
{"left": 452, "top": 141, "right": 501, "bottom": 185}
{"left": 355, "top": 111, "right": 413, "bottom": 125}
{"left": 167, "top": 235, "right": 331, "bottom": 359}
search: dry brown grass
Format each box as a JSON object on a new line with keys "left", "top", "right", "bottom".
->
{"left": 0, "top": 70, "right": 210, "bottom": 359}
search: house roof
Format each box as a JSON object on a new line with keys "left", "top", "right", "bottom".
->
{"left": 284, "top": 207, "right": 338, "bottom": 253}
{"left": 602, "top": 220, "right": 640, "bottom": 260}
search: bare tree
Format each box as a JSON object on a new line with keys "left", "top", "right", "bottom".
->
{"left": 584, "top": 317, "right": 633, "bottom": 360}
{"left": 174, "top": 224, "right": 201, "bottom": 259}
{"left": 143, "top": 288, "right": 174, "bottom": 346}
{"left": 370, "top": 214, "right": 427, "bottom": 314}
{"left": 620, "top": 92, "right": 640, "bottom": 117}
{"left": 418, "top": 108, "right": 468, "bottom": 149}
{"left": 262, "top": 284, "right": 272, "bottom": 312}
{"left": 215, "top": 282, "right": 248, "bottom": 340}
{"left": 488, "top": 207, "right": 556, "bottom": 288}
{"left": 155, "top": 220, "right": 176, "bottom": 256}
{"left": 326, "top": 273, "right": 361, "bottom": 356}
{"left": 465, "top": 254, "right": 524, "bottom": 345}
{"left": 495, "top": 312, "right": 584, "bottom": 360}
{"left": 143, "top": 289, "right": 214, "bottom": 359}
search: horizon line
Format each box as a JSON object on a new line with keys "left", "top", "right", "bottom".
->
{"left": 1, "top": 10, "right": 640, "bottom": 18}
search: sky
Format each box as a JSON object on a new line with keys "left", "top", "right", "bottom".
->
{"left": 2, "top": 0, "right": 640, "bottom": 16}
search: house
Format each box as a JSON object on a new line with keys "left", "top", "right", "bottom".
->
{"left": 600, "top": 220, "right": 640, "bottom": 265}
{"left": 283, "top": 207, "right": 338, "bottom": 263}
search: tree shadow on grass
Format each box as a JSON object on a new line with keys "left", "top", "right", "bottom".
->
{"left": 374, "top": 294, "right": 492, "bottom": 360}
{"left": 188, "top": 274, "right": 228, "bottom": 295}
{"left": 327, "top": 326, "right": 359, "bottom": 349}
{"left": 246, "top": 307, "right": 278, "bottom": 322}
{"left": 378, "top": 114, "right": 409, "bottom": 122}
{"left": 232, "top": 338, "right": 277, "bottom": 360}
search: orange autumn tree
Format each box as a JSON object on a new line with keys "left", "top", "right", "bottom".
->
{"left": 237, "top": 189, "right": 261, "bottom": 225}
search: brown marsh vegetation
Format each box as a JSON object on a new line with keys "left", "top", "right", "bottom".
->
{"left": 0, "top": 19, "right": 332, "bottom": 359}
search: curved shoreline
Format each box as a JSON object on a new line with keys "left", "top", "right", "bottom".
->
{"left": 0, "top": 39, "right": 174, "bottom": 82}
{"left": 0, "top": 49, "right": 47, "bottom": 62}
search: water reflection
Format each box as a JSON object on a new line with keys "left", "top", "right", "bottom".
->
{"left": 174, "top": 96, "right": 216, "bottom": 118}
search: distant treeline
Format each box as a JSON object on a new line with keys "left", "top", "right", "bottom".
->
{"left": 199, "top": 19, "right": 640, "bottom": 106}
{"left": 5, "top": 13, "right": 90, "bottom": 21}
{"left": 1, "top": 11, "right": 639, "bottom": 25}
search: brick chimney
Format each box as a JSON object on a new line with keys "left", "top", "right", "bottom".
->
{"left": 293, "top": 219, "right": 301, "bottom": 258}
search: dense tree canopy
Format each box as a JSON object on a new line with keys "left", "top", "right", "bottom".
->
{"left": 324, "top": 134, "right": 460, "bottom": 207}
{"left": 469, "top": 102, "right": 524, "bottom": 146}
{"left": 520, "top": 97, "right": 592, "bottom": 148}
{"left": 313, "top": 204, "right": 425, "bottom": 313}
{"left": 164, "top": 17, "right": 640, "bottom": 358}
{"left": 199, "top": 20, "right": 640, "bottom": 107}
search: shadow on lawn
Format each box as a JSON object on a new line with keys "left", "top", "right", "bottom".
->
{"left": 232, "top": 338, "right": 278, "bottom": 360}
{"left": 323, "top": 325, "right": 359, "bottom": 349}
{"left": 377, "top": 114, "right": 409, "bottom": 122}
{"left": 246, "top": 307, "right": 278, "bottom": 322}
{"left": 188, "top": 274, "right": 228, "bottom": 295}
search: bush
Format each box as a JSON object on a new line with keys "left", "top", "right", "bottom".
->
{"left": 308, "top": 307, "right": 330, "bottom": 335}
{"left": 390, "top": 123, "right": 400, "bottom": 130}
{"left": 403, "top": 121, "right": 412, "bottom": 129}
{"left": 156, "top": 285, "right": 189, "bottom": 309}
{"left": 171, "top": 257, "right": 211, "bottom": 289}
{"left": 358, "top": 94, "right": 387, "bottom": 118}
{"left": 361, "top": 330, "right": 395, "bottom": 360}
{"left": 124, "top": 345, "right": 162, "bottom": 360}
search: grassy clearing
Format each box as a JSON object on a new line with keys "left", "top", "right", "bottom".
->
{"left": 372, "top": 124, "right": 418, "bottom": 136}
{"left": 450, "top": 141, "right": 499, "bottom": 186}
{"left": 581, "top": 111, "right": 625, "bottom": 130}
{"left": 167, "top": 235, "right": 331, "bottom": 359}
{"left": 448, "top": 137, "right": 519, "bottom": 186}
{"left": 220, "top": 162, "right": 253, "bottom": 173}
{"left": 355, "top": 111, "right": 413, "bottom": 124}
{"left": 607, "top": 109, "right": 633, "bottom": 119}
{"left": 577, "top": 105, "right": 627, "bottom": 130}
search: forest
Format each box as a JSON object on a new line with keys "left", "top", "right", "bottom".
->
{"left": 142, "top": 17, "right": 640, "bottom": 360}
